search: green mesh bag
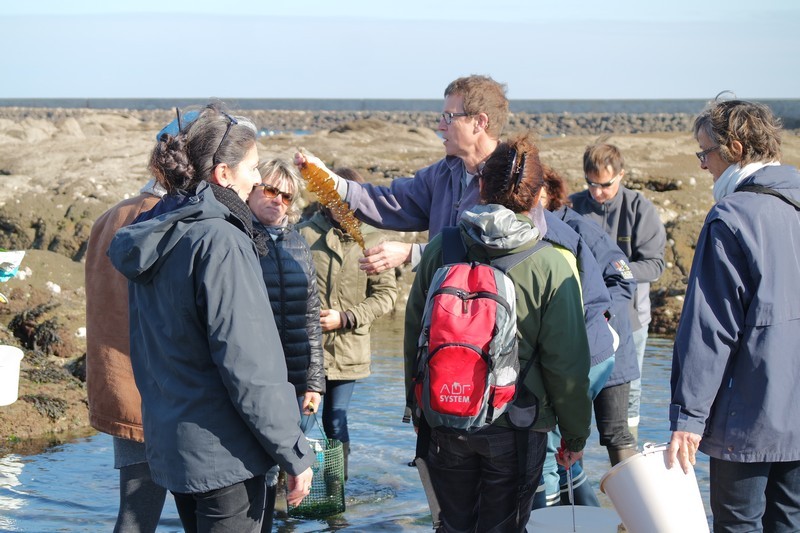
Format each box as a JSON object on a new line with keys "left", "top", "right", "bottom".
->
{"left": 289, "top": 418, "right": 346, "bottom": 518}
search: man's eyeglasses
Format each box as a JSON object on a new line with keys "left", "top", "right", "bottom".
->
{"left": 212, "top": 112, "right": 239, "bottom": 166}
{"left": 695, "top": 145, "right": 719, "bottom": 164}
{"left": 440, "top": 112, "right": 471, "bottom": 125}
{"left": 253, "top": 183, "right": 294, "bottom": 205}
{"left": 585, "top": 174, "right": 621, "bottom": 189}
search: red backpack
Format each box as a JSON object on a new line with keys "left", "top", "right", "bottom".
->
{"left": 405, "top": 227, "right": 549, "bottom": 432}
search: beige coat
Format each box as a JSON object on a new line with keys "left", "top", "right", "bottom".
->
{"left": 297, "top": 212, "right": 397, "bottom": 381}
{"left": 85, "top": 192, "right": 160, "bottom": 442}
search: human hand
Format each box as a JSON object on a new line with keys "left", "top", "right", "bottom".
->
{"left": 556, "top": 448, "right": 584, "bottom": 469}
{"left": 667, "top": 430, "right": 702, "bottom": 474}
{"left": 293, "top": 150, "right": 338, "bottom": 182}
{"left": 292, "top": 150, "right": 313, "bottom": 168}
{"left": 319, "top": 308, "right": 343, "bottom": 332}
{"left": 358, "top": 241, "right": 411, "bottom": 275}
{"left": 302, "top": 392, "right": 321, "bottom": 415}
{"left": 556, "top": 438, "right": 584, "bottom": 468}
{"left": 286, "top": 467, "right": 313, "bottom": 507}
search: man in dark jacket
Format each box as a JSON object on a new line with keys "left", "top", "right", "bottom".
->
{"left": 532, "top": 166, "right": 639, "bottom": 508}
{"left": 570, "top": 143, "right": 666, "bottom": 432}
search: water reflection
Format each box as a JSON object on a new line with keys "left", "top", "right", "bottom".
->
{"left": 0, "top": 453, "right": 24, "bottom": 530}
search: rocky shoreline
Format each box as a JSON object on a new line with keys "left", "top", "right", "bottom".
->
{"left": 0, "top": 106, "right": 798, "bottom": 451}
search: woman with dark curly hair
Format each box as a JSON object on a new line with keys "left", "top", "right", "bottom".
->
{"left": 108, "top": 103, "right": 313, "bottom": 532}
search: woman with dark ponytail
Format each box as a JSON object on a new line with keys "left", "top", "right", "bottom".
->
{"left": 108, "top": 103, "right": 314, "bottom": 532}
{"left": 404, "top": 133, "right": 592, "bottom": 532}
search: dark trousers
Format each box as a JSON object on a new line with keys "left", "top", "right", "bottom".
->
{"left": 593, "top": 382, "right": 636, "bottom": 450}
{"left": 322, "top": 379, "right": 356, "bottom": 443}
{"left": 710, "top": 458, "right": 800, "bottom": 533}
{"left": 172, "top": 474, "right": 266, "bottom": 533}
{"left": 115, "top": 461, "right": 167, "bottom": 533}
{"left": 426, "top": 426, "right": 546, "bottom": 533}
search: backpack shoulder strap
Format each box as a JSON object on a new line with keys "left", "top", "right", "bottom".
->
{"left": 736, "top": 184, "right": 800, "bottom": 209}
{"left": 490, "top": 237, "right": 551, "bottom": 392}
{"left": 441, "top": 226, "right": 467, "bottom": 264}
{"left": 491, "top": 239, "right": 552, "bottom": 273}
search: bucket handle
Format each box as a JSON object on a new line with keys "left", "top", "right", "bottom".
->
{"left": 300, "top": 410, "right": 330, "bottom": 448}
{"left": 641, "top": 442, "right": 670, "bottom": 456}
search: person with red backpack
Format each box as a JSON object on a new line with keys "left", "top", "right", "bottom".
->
{"left": 404, "top": 133, "right": 592, "bottom": 532}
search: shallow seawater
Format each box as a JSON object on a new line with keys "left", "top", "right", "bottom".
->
{"left": 0, "top": 320, "right": 708, "bottom": 532}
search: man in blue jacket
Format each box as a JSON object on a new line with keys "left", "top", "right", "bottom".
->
{"left": 668, "top": 98, "right": 800, "bottom": 531}
{"left": 295, "top": 74, "right": 616, "bottom": 371}
{"left": 295, "top": 74, "right": 615, "bottom": 519}
{"left": 294, "top": 75, "right": 615, "bottom": 366}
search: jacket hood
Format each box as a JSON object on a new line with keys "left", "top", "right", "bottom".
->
{"left": 108, "top": 182, "right": 235, "bottom": 284}
{"left": 743, "top": 164, "right": 800, "bottom": 204}
{"left": 459, "top": 204, "right": 542, "bottom": 252}
{"left": 306, "top": 210, "right": 334, "bottom": 233}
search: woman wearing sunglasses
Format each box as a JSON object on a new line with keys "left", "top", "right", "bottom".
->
{"left": 247, "top": 159, "right": 325, "bottom": 527}
{"left": 248, "top": 159, "right": 325, "bottom": 423}
{"left": 108, "top": 104, "right": 314, "bottom": 532}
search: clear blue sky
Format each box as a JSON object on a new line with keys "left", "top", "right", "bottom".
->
{"left": 2, "top": 0, "right": 798, "bottom": 100}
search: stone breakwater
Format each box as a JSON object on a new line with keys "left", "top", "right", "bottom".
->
{"left": 1, "top": 107, "right": 696, "bottom": 136}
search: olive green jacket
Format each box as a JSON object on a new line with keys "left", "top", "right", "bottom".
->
{"left": 404, "top": 205, "right": 591, "bottom": 451}
{"left": 297, "top": 212, "right": 398, "bottom": 381}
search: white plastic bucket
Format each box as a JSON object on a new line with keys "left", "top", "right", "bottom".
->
{"left": 527, "top": 505, "right": 622, "bottom": 532}
{"left": 600, "top": 442, "right": 709, "bottom": 533}
{"left": 0, "top": 345, "right": 24, "bottom": 406}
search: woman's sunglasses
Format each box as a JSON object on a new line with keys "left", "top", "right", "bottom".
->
{"left": 253, "top": 183, "right": 294, "bottom": 205}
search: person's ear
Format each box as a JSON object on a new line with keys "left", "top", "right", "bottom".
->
{"left": 729, "top": 140, "right": 744, "bottom": 161}
{"left": 476, "top": 112, "right": 489, "bottom": 132}
{"left": 210, "top": 163, "right": 229, "bottom": 187}
{"left": 618, "top": 169, "right": 625, "bottom": 180}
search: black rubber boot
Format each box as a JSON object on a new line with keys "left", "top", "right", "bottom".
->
{"left": 342, "top": 441, "right": 350, "bottom": 481}
{"left": 261, "top": 483, "right": 276, "bottom": 532}
{"left": 608, "top": 446, "right": 638, "bottom": 467}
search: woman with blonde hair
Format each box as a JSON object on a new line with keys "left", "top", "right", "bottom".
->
{"left": 247, "top": 158, "right": 325, "bottom": 529}
{"left": 248, "top": 158, "right": 324, "bottom": 419}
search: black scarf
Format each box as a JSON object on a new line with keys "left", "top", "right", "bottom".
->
{"left": 207, "top": 182, "right": 269, "bottom": 257}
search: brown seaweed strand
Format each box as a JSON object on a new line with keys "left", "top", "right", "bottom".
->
{"left": 299, "top": 161, "right": 365, "bottom": 249}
